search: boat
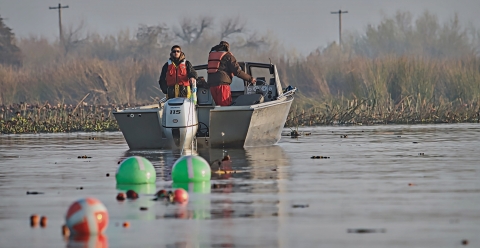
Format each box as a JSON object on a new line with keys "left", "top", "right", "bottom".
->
{"left": 113, "top": 62, "right": 296, "bottom": 150}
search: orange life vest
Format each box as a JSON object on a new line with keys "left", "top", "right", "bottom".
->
{"left": 166, "top": 60, "right": 189, "bottom": 86}
{"left": 207, "top": 51, "right": 229, "bottom": 74}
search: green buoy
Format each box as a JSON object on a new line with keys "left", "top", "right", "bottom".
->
{"left": 116, "top": 156, "right": 156, "bottom": 184}
{"left": 171, "top": 155, "right": 211, "bottom": 183}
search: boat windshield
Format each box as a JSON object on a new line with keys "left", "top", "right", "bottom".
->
{"left": 194, "top": 63, "right": 247, "bottom": 92}
{"left": 249, "top": 67, "right": 273, "bottom": 85}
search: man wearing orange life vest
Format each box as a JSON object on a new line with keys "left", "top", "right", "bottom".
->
{"left": 159, "top": 45, "right": 198, "bottom": 99}
{"left": 207, "top": 41, "right": 256, "bottom": 106}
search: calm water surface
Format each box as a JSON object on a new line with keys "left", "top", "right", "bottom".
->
{"left": 0, "top": 124, "right": 479, "bottom": 248}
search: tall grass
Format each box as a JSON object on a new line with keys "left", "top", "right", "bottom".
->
{"left": 282, "top": 49, "right": 480, "bottom": 126}
{"left": 0, "top": 58, "right": 163, "bottom": 105}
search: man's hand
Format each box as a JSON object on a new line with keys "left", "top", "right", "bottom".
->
{"left": 251, "top": 78, "right": 257, "bottom": 85}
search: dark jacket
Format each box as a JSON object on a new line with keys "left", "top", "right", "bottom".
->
{"left": 159, "top": 52, "right": 197, "bottom": 94}
{"left": 207, "top": 44, "right": 253, "bottom": 87}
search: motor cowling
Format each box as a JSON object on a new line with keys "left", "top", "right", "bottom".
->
{"left": 162, "top": 98, "right": 198, "bottom": 149}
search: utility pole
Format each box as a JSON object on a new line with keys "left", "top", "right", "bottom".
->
{"left": 49, "top": 3, "right": 69, "bottom": 46}
{"left": 330, "top": 9, "right": 348, "bottom": 47}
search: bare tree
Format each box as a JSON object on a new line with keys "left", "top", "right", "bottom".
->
{"left": 174, "top": 16, "right": 213, "bottom": 44}
{"left": 238, "top": 32, "right": 268, "bottom": 49}
{"left": 136, "top": 24, "right": 171, "bottom": 46}
{"left": 220, "top": 16, "right": 245, "bottom": 40}
{"left": 63, "top": 20, "right": 89, "bottom": 55}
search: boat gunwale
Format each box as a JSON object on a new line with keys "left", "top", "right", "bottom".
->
{"left": 210, "top": 95, "right": 293, "bottom": 112}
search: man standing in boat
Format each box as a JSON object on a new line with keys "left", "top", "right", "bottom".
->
{"left": 159, "top": 45, "right": 198, "bottom": 99}
{"left": 207, "top": 41, "right": 256, "bottom": 106}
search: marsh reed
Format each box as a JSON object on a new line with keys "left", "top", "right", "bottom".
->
{"left": 285, "top": 97, "right": 480, "bottom": 127}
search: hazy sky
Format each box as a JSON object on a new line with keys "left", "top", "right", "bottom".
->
{"left": 1, "top": 0, "right": 479, "bottom": 54}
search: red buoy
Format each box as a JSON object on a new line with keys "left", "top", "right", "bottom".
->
{"left": 173, "top": 188, "right": 189, "bottom": 204}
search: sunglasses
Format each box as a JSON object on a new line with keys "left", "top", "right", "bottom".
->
{"left": 171, "top": 50, "right": 181, "bottom": 53}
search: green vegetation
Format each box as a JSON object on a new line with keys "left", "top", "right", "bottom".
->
{"left": 0, "top": 11, "right": 479, "bottom": 133}
{"left": 1, "top": 103, "right": 119, "bottom": 134}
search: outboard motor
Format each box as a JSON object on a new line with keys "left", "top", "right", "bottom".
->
{"left": 162, "top": 97, "right": 198, "bottom": 149}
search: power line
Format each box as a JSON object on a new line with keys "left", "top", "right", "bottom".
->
{"left": 330, "top": 9, "right": 348, "bottom": 47}
{"left": 49, "top": 3, "right": 69, "bottom": 45}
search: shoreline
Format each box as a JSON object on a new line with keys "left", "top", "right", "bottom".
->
{"left": 2, "top": 118, "right": 478, "bottom": 135}
{"left": 1, "top": 102, "right": 478, "bottom": 134}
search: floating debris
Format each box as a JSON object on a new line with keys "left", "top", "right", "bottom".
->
{"left": 347, "top": 228, "right": 386, "bottom": 233}
{"left": 408, "top": 183, "right": 416, "bottom": 186}
{"left": 310, "top": 156, "right": 330, "bottom": 159}
{"left": 291, "top": 130, "right": 300, "bottom": 138}
{"left": 222, "top": 155, "right": 231, "bottom": 161}
{"left": 271, "top": 168, "right": 277, "bottom": 171}
{"left": 40, "top": 216, "right": 47, "bottom": 228}
{"left": 155, "top": 189, "right": 167, "bottom": 198}
{"left": 62, "top": 225, "right": 70, "bottom": 237}
{"left": 213, "top": 169, "right": 237, "bottom": 175}
{"left": 212, "top": 184, "right": 232, "bottom": 189}
{"left": 413, "top": 142, "right": 419, "bottom": 144}
{"left": 304, "top": 132, "right": 312, "bottom": 136}
{"left": 292, "top": 204, "right": 309, "bottom": 208}
{"left": 462, "top": 240, "right": 469, "bottom": 245}
{"left": 30, "top": 214, "right": 39, "bottom": 227}
{"left": 139, "top": 207, "right": 148, "bottom": 211}
{"left": 88, "top": 137, "right": 97, "bottom": 140}
{"left": 210, "top": 160, "right": 222, "bottom": 170}
{"left": 126, "top": 190, "right": 138, "bottom": 199}
{"left": 166, "top": 191, "right": 174, "bottom": 202}
{"left": 419, "top": 153, "right": 425, "bottom": 155}
{"left": 122, "top": 222, "right": 130, "bottom": 228}
{"left": 152, "top": 189, "right": 173, "bottom": 202}
{"left": 76, "top": 187, "right": 83, "bottom": 190}
{"left": 340, "top": 134, "right": 348, "bottom": 138}
{"left": 77, "top": 155, "right": 92, "bottom": 159}
{"left": 116, "top": 193, "right": 126, "bottom": 201}
{"left": 106, "top": 173, "right": 110, "bottom": 177}
{"left": 26, "top": 191, "right": 44, "bottom": 195}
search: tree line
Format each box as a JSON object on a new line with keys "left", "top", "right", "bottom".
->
{"left": 0, "top": 11, "right": 479, "bottom": 108}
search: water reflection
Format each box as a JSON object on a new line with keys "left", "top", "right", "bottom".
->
{"left": 172, "top": 182, "right": 211, "bottom": 194}
{"left": 120, "top": 145, "right": 289, "bottom": 183}
{"left": 116, "top": 183, "right": 156, "bottom": 194}
{"left": 137, "top": 145, "right": 291, "bottom": 223}
{"left": 67, "top": 234, "right": 108, "bottom": 248}
{"left": 1, "top": 125, "right": 480, "bottom": 247}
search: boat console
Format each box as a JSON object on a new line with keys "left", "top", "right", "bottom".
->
{"left": 245, "top": 83, "right": 278, "bottom": 101}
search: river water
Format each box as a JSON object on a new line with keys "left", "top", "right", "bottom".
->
{"left": 0, "top": 124, "right": 479, "bottom": 248}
